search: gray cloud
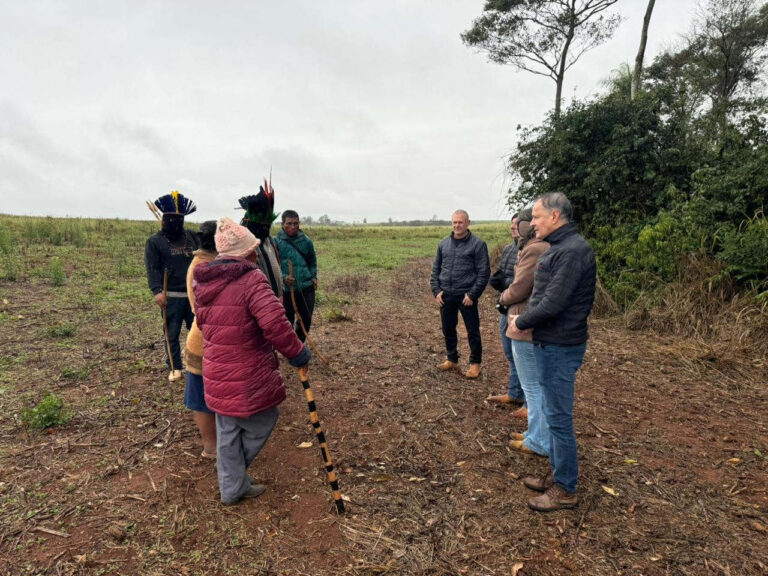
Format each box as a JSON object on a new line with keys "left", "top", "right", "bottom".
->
{"left": 0, "top": 0, "right": 700, "bottom": 222}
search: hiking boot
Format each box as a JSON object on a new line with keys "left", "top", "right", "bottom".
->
{"left": 438, "top": 360, "right": 459, "bottom": 371}
{"left": 528, "top": 484, "right": 578, "bottom": 512}
{"left": 486, "top": 393, "right": 523, "bottom": 405}
{"left": 509, "top": 439, "right": 546, "bottom": 457}
{"left": 523, "top": 469, "right": 554, "bottom": 493}
{"left": 222, "top": 483, "right": 266, "bottom": 506}
{"left": 512, "top": 406, "right": 528, "bottom": 420}
{"left": 168, "top": 369, "right": 183, "bottom": 382}
{"left": 510, "top": 432, "right": 525, "bottom": 441}
{"left": 465, "top": 364, "right": 481, "bottom": 379}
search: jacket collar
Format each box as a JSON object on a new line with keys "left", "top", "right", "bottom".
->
{"left": 450, "top": 230, "right": 473, "bottom": 242}
{"left": 277, "top": 229, "right": 304, "bottom": 241}
{"left": 543, "top": 222, "right": 577, "bottom": 244}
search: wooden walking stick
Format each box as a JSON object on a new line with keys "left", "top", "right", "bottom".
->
{"left": 162, "top": 270, "right": 175, "bottom": 373}
{"left": 297, "top": 366, "right": 345, "bottom": 513}
{"left": 287, "top": 261, "right": 328, "bottom": 365}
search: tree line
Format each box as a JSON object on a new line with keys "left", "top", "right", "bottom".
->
{"left": 464, "top": 0, "right": 768, "bottom": 306}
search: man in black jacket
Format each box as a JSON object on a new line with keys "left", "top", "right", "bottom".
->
{"left": 145, "top": 192, "right": 200, "bottom": 382}
{"left": 430, "top": 210, "right": 490, "bottom": 379}
{"left": 509, "top": 192, "right": 596, "bottom": 512}
{"left": 487, "top": 212, "right": 525, "bottom": 410}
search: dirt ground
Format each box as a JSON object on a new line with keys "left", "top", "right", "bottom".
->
{"left": 1, "top": 257, "right": 766, "bottom": 575}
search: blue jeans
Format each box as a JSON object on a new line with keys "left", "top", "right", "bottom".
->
{"left": 500, "top": 316, "right": 524, "bottom": 403}
{"left": 511, "top": 340, "right": 549, "bottom": 456}
{"left": 534, "top": 342, "right": 586, "bottom": 493}
{"left": 164, "top": 297, "right": 194, "bottom": 370}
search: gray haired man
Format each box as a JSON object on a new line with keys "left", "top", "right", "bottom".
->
{"left": 509, "top": 193, "right": 596, "bottom": 512}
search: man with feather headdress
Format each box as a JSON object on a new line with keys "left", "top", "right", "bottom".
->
{"left": 145, "top": 191, "right": 200, "bottom": 382}
{"left": 237, "top": 179, "right": 284, "bottom": 299}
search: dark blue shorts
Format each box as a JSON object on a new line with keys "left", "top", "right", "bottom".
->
{"left": 184, "top": 372, "right": 213, "bottom": 413}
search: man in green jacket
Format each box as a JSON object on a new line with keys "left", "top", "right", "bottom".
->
{"left": 273, "top": 210, "right": 318, "bottom": 342}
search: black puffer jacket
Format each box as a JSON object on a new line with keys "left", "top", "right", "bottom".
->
{"left": 430, "top": 231, "right": 490, "bottom": 302}
{"left": 514, "top": 223, "right": 596, "bottom": 346}
{"left": 489, "top": 242, "right": 518, "bottom": 292}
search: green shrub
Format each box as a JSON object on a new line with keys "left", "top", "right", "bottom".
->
{"left": 50, "top": 258, "right": 66, "bottom": 286}
{"left": 0, "top": 228, "right": 12, "bottom": 254}
{"left": 718, "top": 213, "right": 768, "bottom": 289}
{"left": 21, "top": 393, "right": 70, "bottom": 430}
{"left": 0, "top": 253, "right": 21, "bottom": 281}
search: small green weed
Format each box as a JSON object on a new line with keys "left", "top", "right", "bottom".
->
{"left": 324, "top": 307, "right": 351, "bottom": 322}
{"left": 46, "top": 324, "right": 76, "bottom": 339}
{"left": 21, "top": 393, "right": 70, "bottom": 430}
{"left": 61, "top": 366, "right": 90, "bottom": 380}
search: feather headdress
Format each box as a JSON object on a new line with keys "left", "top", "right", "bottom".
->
{"left": 154, "top": 191, "right": 197, "bottom": 216}
{"left": 237, "top": 177, "right": 277, "bottom": 225}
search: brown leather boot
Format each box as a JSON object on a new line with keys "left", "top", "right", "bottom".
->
{"left": 509, "top": 439, "right": 546, "bottom": 457}
{"left": 528, "top": 484, "right": 578, "bottom": 512}
{"left": 523, "top": 469, "right": 554, "bottom": 492}
{"left": 510, "top": 432, "right": 525, "bottom": 441}
{"left": 465, "top": 364, "right": 481, "bottom": 379}
{"left": 512, "top": 406, "right": 528, "bottom": 420}
{"left": 438, "top": 360, "right": 459, "bottom": 371}
{"left": 486, "top": 393, "right": 523, "bottom": 405}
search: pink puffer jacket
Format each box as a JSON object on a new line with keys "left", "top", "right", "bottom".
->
{"left": 193, "top": 257, "right": 304, "bottom": 417}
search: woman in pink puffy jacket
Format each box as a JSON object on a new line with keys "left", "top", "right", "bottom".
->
{"left": 193, "top": 217, "right": 311, "bottom": 506}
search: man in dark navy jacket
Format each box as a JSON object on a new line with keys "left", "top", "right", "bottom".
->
{"left": 509, "top": 192, "right": 596, "bottom": 512}
{"left": 430, "top": 210, "right": 490, "bottom": 379}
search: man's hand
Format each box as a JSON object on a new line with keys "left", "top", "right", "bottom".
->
{"left": 311, "top": 278, "right": 318, "bottom": 289}
{"left": 436, "top": 291, "right": 444, "bottom": 307}
{"left": 508, "top": 315, "right": 522, "bottom": 334}
{"left": 462, "top": 293, "right": 473, "bottom": 306}
{"left": 154, "top": 293, "right": 167, "bottom": 308}
{"left": 285, "top": 275, "right": 295, "bottom": 286}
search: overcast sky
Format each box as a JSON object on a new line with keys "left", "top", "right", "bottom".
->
{"left": 1, "top": 0, "right": 700, "bottom": 223}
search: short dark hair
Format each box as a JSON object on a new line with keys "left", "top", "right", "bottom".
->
{"left": 536, "top": 192, "right": 572, "bottom": 223}
{"left": 282, "top": 210, "right": 299, "bottom": 223}
{"left": 198, "top": 220, "right": 217, "bottom": 251}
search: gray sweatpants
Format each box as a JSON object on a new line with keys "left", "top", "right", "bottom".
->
{"left": 215, "top": 407, "right": 279, "bottom": 505}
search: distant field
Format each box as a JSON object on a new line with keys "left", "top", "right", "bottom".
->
{"left": 0, "top": 213, "right": 511, "bottom": 285}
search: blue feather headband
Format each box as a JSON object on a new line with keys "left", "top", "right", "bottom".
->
{"left": 154, "top": 191, "right": 197, "bottom": 216}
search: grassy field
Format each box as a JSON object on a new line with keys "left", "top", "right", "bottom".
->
{"left": 0, "top": 214, "right": 510, "bottom": 325}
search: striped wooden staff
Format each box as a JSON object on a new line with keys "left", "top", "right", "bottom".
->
{"left": 297, "top": 366, "right": 345, "bottom": 513}
{"left": 287, "top": 261, "right": 328, "bottom": 364}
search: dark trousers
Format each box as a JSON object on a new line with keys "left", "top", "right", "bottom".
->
{"left": 440, "top": 293, "right": 482, "bottom": 364}
{"left": 163, "top": 297, "right": 194, "bottom": 370}
{"left": 283, "top": 287, "right": 315, "bottom": 342}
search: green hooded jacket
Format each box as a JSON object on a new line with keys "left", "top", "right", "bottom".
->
{"left": 274, "top": 229, "right": 317, "bottom": 291}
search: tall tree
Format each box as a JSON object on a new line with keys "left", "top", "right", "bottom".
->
{"left": 461, "top": 0, "right": 622, "bottom": 116}
{"left": 631, "top": 0, "right": 656, "bottom": 100}
{"left": 692, "top": 0, "right": 768, "bottom": 117}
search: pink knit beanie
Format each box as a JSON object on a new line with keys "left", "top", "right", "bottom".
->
{"left": 215, "top": 217, "right": 260, "bottom": 258}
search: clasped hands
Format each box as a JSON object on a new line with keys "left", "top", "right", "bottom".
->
{"left": 435, "top": 291, "right": 473, "bottom": 307}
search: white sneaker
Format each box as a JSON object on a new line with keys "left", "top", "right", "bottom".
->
{"left": 168, "top": 369, "right": 183, "bottom": 382}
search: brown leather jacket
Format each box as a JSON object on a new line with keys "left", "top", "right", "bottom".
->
{"left": 499, "top": 237, "right": 550, "bottom": 341}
